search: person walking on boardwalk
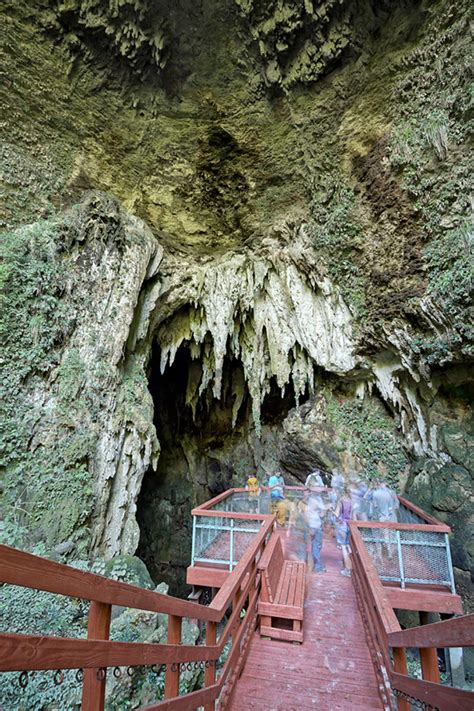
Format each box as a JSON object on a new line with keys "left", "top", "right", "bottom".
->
{"left": 287, "top": 494, "right": 309, "bottom": 561}
{"left": 371, "top": 477, "right": 400, "bottom": 560}
{"left": 305, "top": 493, "right": 327, "bottom": 572}
{"left": 372, "top": 479, "right": 399, "bottom": 523}
{"left": 334, "top": 487, "right": 353, "bottom": 576}
{"left": 246, "top": 473, "right": 261, "bottom": 513}
{"left": 350, "top": 476, "right": 369, "bottom": 521}
{"left": 268, "top": 471, "right": 287, "bottom": 526}
{"left": 330, "top": 469, "right": 345, "bottom": 494}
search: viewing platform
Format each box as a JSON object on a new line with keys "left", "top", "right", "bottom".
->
{"left": 0, "top": 487, "right": 472, "bottom": 710}
{"left": 187, "top": 487, "right": 461, "bottom": 613}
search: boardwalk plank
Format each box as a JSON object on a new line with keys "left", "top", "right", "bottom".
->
{"left": 229, "top": 534, "right": 384, "bottom": 710}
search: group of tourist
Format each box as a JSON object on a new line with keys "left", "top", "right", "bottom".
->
{"left": 246, "top": 466, "right": 400, "bottom": 576}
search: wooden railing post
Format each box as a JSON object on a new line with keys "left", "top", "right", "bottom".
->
{"left": 204, "top": 621, "right": 217, "bottom": 711}
{"left": 165, "top": 615, "right": 182, "bottom": 699}
{"left": 81, "top": 601, "right": 111, "bottom": 711}
{"left": 419, "top": 612, "right": 441, "bottom": 683}
{"left": 393, "top": 647, "right": 409, "bottom": 711}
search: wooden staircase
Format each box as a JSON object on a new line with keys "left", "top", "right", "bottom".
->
{"left": 1, "top": 488, "right": 473, "bottom": 710}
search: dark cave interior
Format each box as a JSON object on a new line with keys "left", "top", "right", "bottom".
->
{"left": 136, "top": 340, "right": 302, "bottom": 595}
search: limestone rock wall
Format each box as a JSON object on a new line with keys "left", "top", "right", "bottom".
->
{"left": 1, "top": 0, "right": 472, "bottom": 596}
{"left": 1, "top": 194, "right": 161, "bottom": 554}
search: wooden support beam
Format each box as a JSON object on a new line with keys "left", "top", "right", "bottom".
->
{"left": 419, "top": 612, "right": 440, "bottom": 684}
{"left": 384, "top": 586, "right": 463, "bottom": 614}
{"left": 165, "top": 616, "right": 182, "bottom": 699}
{"left": 82, "top": 601, "right": 111, "bottom": 711}
{"left": 388, "top": 612, "right": 472, "bottom": 648}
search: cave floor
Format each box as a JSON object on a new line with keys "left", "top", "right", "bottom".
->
{"left": 230, "top": 531, "right": 384, "bottom": 710}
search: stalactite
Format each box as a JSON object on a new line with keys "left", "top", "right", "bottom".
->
{"left": 152, "top": 225, "right": 356, "bottom": 434}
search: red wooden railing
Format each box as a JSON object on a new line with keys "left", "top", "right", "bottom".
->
{"left": 1, "top": 491, "right": 473, "bottom": 711}
{"left": 350, "top": 523, "right": 474, "bottom": 711}
{"left": 0, "top": 514, "right": 274, "bottom": 710}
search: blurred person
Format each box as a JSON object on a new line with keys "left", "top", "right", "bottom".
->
{"left": 305, "top": 467, "right": 324, "bottom": 490}
{"left": 330, "top": 469, "right": 345, "bottom": 493}
{"left": 364, "top": 479, "right": 377, "bottom": 520}
{"left": 245, "top": 473, "right": 261, "bottom": 513}
{"left": 334, "top": 487, "right": 353, "bottom": 576}
{"left": 286, "top": 496, "right": 309, "bottom": 560}
{"left": 350, "top": 476, "right": 369, "bottom": 521}
{"left": 372, "top": 479, "right": 399, "bottom": 523}
{"left": 372, "top": 479, "right": 400, "bottom": 560}
{"left": 305, "top": 493, "right": 327, "bottom": 573}
{"left": 268, "top": 472, "right": 287, "bottom": 526}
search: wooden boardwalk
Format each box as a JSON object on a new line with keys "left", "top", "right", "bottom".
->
{"left": 229, "top": 531, "right": 384, "bottom": 711}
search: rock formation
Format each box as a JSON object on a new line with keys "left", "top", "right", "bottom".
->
{"left": 1, "top": 0, "right": 472, "bottom": 602}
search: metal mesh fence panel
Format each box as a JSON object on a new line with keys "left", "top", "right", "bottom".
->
{"left": 358, "top": 527, "right": 454, "bottom": 589}
{"left": 398, "top": 503, "right": 426, "bottom": 525}
{"left": 399, "top": 528, "right": 452, "bottom": 586}
{"left": 192, "top": 515, "right": 261, "bottom": 568}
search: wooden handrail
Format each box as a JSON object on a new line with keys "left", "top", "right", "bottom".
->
{"left": 192, "top": 486, "right": 312, "bottom": 512}
{"left": 192, "top": 488, "right": 236, "bottom": 511}
{"left": 353, "top": 520, "right": 451, "bottom": 532}
{"left": 350, "top": 525, "right": 400, "bottom": 634}
{"left": 349, "top": 522, "right": 474, "bottom": 711}
{"left": 0, "top": 634, "right": 217, "bottom": 672}
{"left": 391, "top": 672, "right": 474, "bottom": 711}
{"left": 209, "top": 517, "right": 272, "bottom": 612}
{"left": 0, "top": 544, "right": 217, "bottom": 621}
{"left": 0, "top": 511, "right": 273, "bottom": 710}
{"left": 398, "top": 496, "right": 446, "bottom": 526}
{"left": 191, "top": 509, "right": 272, "bottom": 520}
{"left": 388, "top": 613, "right": 474, "bottom": 648}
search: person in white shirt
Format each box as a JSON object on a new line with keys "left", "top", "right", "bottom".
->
{"left": 372, "top": 479, "right": 400, "bottom": 560}
{"left": 305, "top": 495, "right": 328, "bottom": 572}
{"left": 305, "top": 468, "right": 324, "bottom": 490}
{"left": 372, "top": 481, "right": 399, "bottom": 522}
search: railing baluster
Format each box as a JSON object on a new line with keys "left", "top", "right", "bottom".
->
{"left": 229, "top": 518, "right": 234, "bottom": 572}
{"left": 204, "top": 621, "right": 217, "bottom": 711}
{"left": 396, "top": 530, "right": 405, "bottom": 589}
{"left": 191, "top": 515, "right": 197, "bottom": 566}
{"left": 445, "top": 533, "right": 456, "bottom": 594}
{"left": 165, "top": 615, "right": 182, "bottom": 699}
{"left": 392, "top": 647, "right": 409, "bottom": 711}
{"left": 81, "top": 601, "right": 111, "bottom": 711}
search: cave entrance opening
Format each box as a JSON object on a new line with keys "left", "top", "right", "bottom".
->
{"left": 136, "top": 339, "right": 304, "bottom": 596}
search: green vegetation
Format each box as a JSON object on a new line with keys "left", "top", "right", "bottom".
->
{"left": 309, "top": 178, "right": 368, "bottom": 317}
{"left": 0, "top": 218, "right": 94, "bottom": 548}
{"left": 327, "top": 393, "right": 408, "bottom": 484}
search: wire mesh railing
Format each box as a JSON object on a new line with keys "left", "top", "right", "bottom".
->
{"left": 192, "top": 515, "right": 262, "bottom": 570}
{"left": 358, "top": 526, "right": 456, "bottom": 592}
